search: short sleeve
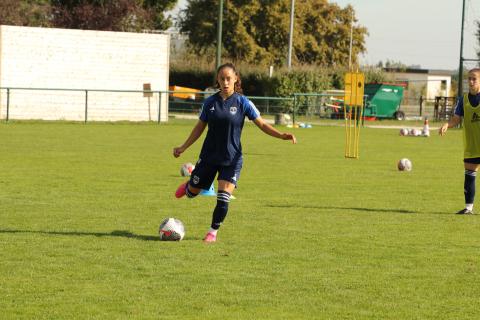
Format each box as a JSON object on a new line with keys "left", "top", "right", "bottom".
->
{"left": 243, "top": 97, "right": 260, "bottom": 120}
{"left": 454, "top": 96, "right": 464, "bottom": 117}
{"left": 199, "top": 102, "right": 208, "bottom": 122}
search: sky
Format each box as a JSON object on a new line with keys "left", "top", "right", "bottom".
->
{"left": 168, "top": 0, "right": 479, "bottom": 71}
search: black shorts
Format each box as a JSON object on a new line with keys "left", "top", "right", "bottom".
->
{"left": 464, "top": 157, "right": 480, "bottom": 164}
{"left": 189, "top": 158, "right": 243, "bottom": 190}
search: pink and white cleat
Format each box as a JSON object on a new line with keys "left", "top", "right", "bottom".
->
{"left": 203, "top": 232, "right": 217, "bottom": 243}
{"left": 175, "top": 181, "right": 188, "bottom": 198}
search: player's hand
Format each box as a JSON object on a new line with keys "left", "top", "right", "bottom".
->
{"left": 282, "top": 133, "right": 297, "bottom": 144}
{"left": 438, "top": 123, "right": 448, "bottom": 136}
{"left": 173, "top": 146, "right": 185, "bottom": 158}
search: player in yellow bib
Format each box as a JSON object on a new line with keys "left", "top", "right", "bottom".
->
{"left": 439, "top": 68, "right": 480, "bottom": 214}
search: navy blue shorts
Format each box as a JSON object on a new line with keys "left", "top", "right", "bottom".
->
{"left": 189, "top": 158, "right": 243, "bottom": 190}
{"left": 464, "top": 157, "right": 480, "bottom": 164}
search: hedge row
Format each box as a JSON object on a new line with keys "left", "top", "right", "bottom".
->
{"left": 169, "top": 66, "right": 387, "bottom": 97}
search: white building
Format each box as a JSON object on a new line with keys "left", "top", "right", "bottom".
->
{"left": 0, "top": 25, "right": 170, "bottom": 122}
{"left": 384, "top": 68, "right": 453, "bottom": 100}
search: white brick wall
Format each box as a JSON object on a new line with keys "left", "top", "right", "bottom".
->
{"left": 0, "top": 25, "right": 169, "bottom": 122}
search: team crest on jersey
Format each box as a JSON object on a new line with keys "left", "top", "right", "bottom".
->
{"left": 472, "top": 113, "right": 480, "bottom": 122}
{"left": 230, "top": 106, "right": 237, "bottom": 115}
{"left": 193, "top": 175, "right": 200, "bottom": 185}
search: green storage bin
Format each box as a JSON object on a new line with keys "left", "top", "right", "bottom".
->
{"left": 363, "top": 83, "right": 405, "bottom": 120}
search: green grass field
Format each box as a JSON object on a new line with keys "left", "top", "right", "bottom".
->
{"left": 1, "top": 120, "right": 479, "bottom": 319}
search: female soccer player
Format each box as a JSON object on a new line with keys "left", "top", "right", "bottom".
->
{"left": 173, "top": 63, "right": 297, "bottom": 242}
{"left": 439, "top": 68, "right": 480, "bottom": 214}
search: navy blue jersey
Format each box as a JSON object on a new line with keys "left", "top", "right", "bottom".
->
{"left": 198, "top": 92, "right": 260, "bottom": 165}
{"left": 454, "top": 93, "right": 480, "bottom": 117}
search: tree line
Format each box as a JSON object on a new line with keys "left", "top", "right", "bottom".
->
{"left": 0, "top": 0, "right": 176, "bottom": 32}
{"left": 179, "top": 0, "right": 367, "bottom": 67}
{"left": 0, "top": 0, "right": 370, "bottom": 68}
{"left": 1, "top": 1, "right": 479, "bottom": 69}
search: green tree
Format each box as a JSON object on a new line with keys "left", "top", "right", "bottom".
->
{"left": 50, "top": 0, "right": 178, "bottom": 31}
{"left": 0, "top": 0, "right": 178, "bottom": 31}
{"left": 179, "top": 0, "right": 367, "bottom": 67}
{"left": 0, "top": 0, "right": 52, "bottom": 27}
{"left": 384, "top": 60, "right": 408, "bottom": 69}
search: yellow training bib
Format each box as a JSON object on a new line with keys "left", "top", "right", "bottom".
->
{"left": 463, "top": 94, "right": 480, "bottom": 158}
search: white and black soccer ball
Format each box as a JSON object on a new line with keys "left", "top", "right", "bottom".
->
{"left": 159, "top": 218, "right": 185, "bottom": 241}
{"left": 407, "top": 128, "right": 421, "bottom": 136}
{"left": 180, "top": 162, "right": 195, "bottom": 177}
{"left": 397, "top": 158, "right": 412, "bottom": 171}
{"left": 399, "top": 128, "right": 409, "bottom": 136}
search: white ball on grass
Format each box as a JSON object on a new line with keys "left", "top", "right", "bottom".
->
{"left": 397, "top": 158, "right": 412, "bottom": 171}
{"left": 159, "top": 218, "right": 185, "bottom": 241}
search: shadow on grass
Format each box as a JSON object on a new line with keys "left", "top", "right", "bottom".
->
{"left": 243, "top": 152, "right": 278, "bottom": 157}
{"left": 0, "top": 229, "right": 161, "bottom": 241}
{"left": 269, "top": 204, "right": 456, "bottom": 215}
{"left": 267, "top": 204, "right": 425, "bottom": 214}
{"left": 0, "top": 229, "right": 205, "bottom": 241}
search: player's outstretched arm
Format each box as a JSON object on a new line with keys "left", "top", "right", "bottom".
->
{"left": 252, "top": 117, "right": 297, "bottom": 144}
{"left": 173, "top": 120, "right": 207, "bottom": 157}
{"left": 439, "top": 115, "right": 461, "bottom": 136}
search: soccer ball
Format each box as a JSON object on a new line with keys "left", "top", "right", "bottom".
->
{"left": 159, "top": 218, "right": 185, "bottom": 241}
{"left": 397, "top": 158, "right": 412, "bottom": 171}
{"left": 180, "top": 162, "right": 195, "bottom": 177}
{"left": 399, "top": 128, "right": 409, "bottom": 136}
{"left": 409, "top": 128, "right": 421, "bottom": 136}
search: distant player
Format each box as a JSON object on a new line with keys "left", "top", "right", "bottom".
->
{"left": 173, "top": 63, "right": 297, "bottom": 242}
{"left": 439, "top": 68, "right": 480, "bottom": 214}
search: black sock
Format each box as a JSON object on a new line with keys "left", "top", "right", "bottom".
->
{"left": 464, "top": 169, "right": 476, "bottom": 205}
{"left": 186, "top": 185, "right": 198, "bottom": 198}
{"left": 211, "top": 191, "right": 231, "bottom": 230}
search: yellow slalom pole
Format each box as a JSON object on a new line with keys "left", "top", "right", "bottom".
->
{"left": 355, "top": 105, "right": 363, "bottom": 158}
{"left": 350, "top": 107, "right": 354, "bottom": 157}
{"left": 352, "top": 106, "right": 358, "bottom": 158}
{"left": 344, "top": 105, "right": 348, "bottom": 157}
{"left": 346, "top": 107, "right": 353, "bottom": 158}
{"left": 344, "top": 70, "right": 364, "bottom": 159}
{"left": 352, "top": 106, "right": 359, "bottom": 158}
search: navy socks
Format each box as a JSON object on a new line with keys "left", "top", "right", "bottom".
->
{"left": 186, "top": 184, "right": 198, "bottom": 198}
{"left": 464, "top": 169, "right": 476, "bottom": 207}
{"left": 211, "top": 191, "right": 231, "bottom": 230}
